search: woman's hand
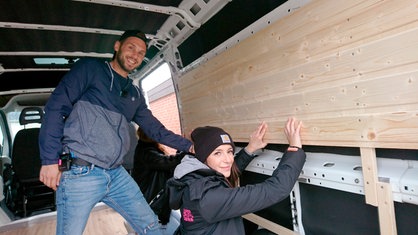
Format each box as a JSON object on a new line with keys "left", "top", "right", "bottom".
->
{"left": 284, "top": 117, "right": 302, "bottom": 148}
{"left": 245, "top": 121, "right": 268, "bottom": 154}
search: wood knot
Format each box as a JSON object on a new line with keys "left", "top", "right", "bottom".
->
{"left": 367, "top": 131, "right": 376, "bottom": 140}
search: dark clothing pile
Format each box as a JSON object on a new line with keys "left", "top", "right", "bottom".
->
{"left": 132, "top": 139, "right": 185, "bottom": 202}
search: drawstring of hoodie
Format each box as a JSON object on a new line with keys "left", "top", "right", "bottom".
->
{"left": 105, "top": 61, "right": 114, "bottom": 92}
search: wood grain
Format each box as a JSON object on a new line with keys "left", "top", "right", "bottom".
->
{"left": 177, "top": 0, "right": 418, "bottom": 150}
{"left": 0, "top": 206, "right": 129, "bottom": 235}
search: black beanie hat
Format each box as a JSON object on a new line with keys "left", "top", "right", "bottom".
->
{"left": 191, "top": 126, "right": 235, "bottom": 163}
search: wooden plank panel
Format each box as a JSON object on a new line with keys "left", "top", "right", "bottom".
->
{"left": 0, "top": 206, "right": 127, "bottom": 235}
{"left": 377, "top": 182, "right": 398, "bottom": 235}
{"left": 180, "top": 22, "right": 418, "bottom": 114}
{"left": 242, "top": 213, "right": 298, "bottom": 235}
{"left": 207, "top": 112, "right": 418, "bottom": 149}
{"left": 178, "top": 0, "right": 418, "bottom": 150}
{"left": 180, "top": 70, "right": 418, "bottom": 149}
{"left": 360, "top": 147, "right": 379, "bottom": 206}
{"left": 181, "top": 71, "right": 418, "bottom": 124}
{"left": 180, "top": 28, "right": 418, "bottom": 114}
{"left": 179, "top": 0, "right": 418, "bottom": 96}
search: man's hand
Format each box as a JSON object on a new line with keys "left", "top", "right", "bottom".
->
{"left": 39, "top": 164, "right": 61, "bottom": 191}
{"left": 189, "top": 145, "right": 195, "bottom": 154}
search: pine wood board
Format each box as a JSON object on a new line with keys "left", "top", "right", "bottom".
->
{"left": 0, "top": 206, "right": 128, "bottom": 235}
{"left": 177, "top": 0, "right": 418, "bottom": 150}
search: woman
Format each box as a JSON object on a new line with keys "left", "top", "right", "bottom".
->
{"left": 167, "top": 118, "right": 306, "bottom": 234}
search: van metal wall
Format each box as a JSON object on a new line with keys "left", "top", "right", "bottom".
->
{"left": 176, "top": 0, "right": 418, "bottom": 234}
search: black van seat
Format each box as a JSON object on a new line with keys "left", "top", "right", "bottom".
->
{"left": 4, "top": 107, "right": 56, "bottom": 218}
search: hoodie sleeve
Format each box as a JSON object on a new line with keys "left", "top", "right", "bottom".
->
{"left": 198, "top": 149, "right": 306, "bottom": 223}
{"left": 234, "top": 148, "right": 256, "bottom": 172}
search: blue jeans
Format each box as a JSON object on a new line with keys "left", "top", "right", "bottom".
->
{"left": 56, "top": 164, "right": 179, "bottom": 235}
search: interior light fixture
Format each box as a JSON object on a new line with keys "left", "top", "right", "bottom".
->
{"left": 34, "top": 58, "right": 79, "bottom": 65}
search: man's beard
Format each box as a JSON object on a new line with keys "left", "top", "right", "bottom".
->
{"left": 116, "top": 53, "right": 137, "bottom": 74}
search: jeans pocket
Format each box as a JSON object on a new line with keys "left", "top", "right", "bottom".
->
{"left": 62, "top": 165, "right": 92, "bottom": 179}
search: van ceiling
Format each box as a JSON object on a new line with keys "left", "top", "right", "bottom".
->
{"left": 0, "top": 0, "right": 286, "bottom": 92}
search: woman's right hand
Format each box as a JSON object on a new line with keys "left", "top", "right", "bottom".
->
{"left": 245, "top": 121, "right": 268, "bottom": 154}
{"left": 284, "top": 117, "right": 302, "bottom": 148}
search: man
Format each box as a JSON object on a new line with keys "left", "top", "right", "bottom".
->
{"left": 39, "top": 30, "right": 193, "bottom": 235}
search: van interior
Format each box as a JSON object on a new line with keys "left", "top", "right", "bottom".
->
{"left": 0, "top": 0, "right": 417, "bottom": 234}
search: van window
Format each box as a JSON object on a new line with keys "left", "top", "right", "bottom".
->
{"left": 141, "top": 63, "right": 181, "bottom": 155}
{"left": 141, "top": 63, "right": 171, "bottom": 92}
{"left": 0, "top": 117, "right": 4, "bottom": 155}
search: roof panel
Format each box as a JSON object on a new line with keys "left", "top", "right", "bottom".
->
{"left": 0, "top": 0, "right": 288, "bottom": 92}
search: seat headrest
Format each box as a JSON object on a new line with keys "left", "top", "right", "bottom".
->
{"left": 19, "top": 107, "right": 44, "bottom": 125}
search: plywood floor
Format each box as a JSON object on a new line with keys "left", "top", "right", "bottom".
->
{"left": 0, "top": 205, "right": 131, "bottom": 235}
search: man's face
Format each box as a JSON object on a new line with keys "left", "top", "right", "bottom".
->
{"left": 113, "top": 37, "right": 147, "bottom": 76}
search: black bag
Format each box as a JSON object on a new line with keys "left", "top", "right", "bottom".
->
{"left": 149, "top": 187, "right": 171, "bottom": 225}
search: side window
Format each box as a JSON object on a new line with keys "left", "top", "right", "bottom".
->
{"left": 0, "top": 116, "right": 4, "bottom": 155}
{"left": 7, "top": 111, "right": 21, "bottom": 143}
{"left": 140, "top": 63, "right": 181, "bottom": 155}
{"left": 0, "top": 111, "right": 10, "bottom": 157}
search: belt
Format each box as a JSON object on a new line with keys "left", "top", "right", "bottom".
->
{"left": 72, "top": 157, "right": 92, "bottom": 166}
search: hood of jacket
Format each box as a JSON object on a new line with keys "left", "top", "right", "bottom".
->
{"left": 168, "top": 155, "right": 220, "bottom": 210}
{"left": 173, "top": 154, "right": 209, "bottom": 179}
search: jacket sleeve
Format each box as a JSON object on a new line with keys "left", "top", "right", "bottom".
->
{"left": 234, "top": 148, "right": 255, "bottom": 172}
{"left": 198, "top": 149, "right": 306, "bottom": 223}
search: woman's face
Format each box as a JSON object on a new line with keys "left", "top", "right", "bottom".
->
{"left": 206, "top": 144, "right": 234, "bottom": 177}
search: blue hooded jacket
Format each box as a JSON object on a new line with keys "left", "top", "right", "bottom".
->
{"left": 39, "top": 58, "right": 192, "bottom": 168}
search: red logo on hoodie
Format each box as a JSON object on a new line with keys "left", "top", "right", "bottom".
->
{"left": 182, "top": 208, "right": 194, "bottom": 222}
